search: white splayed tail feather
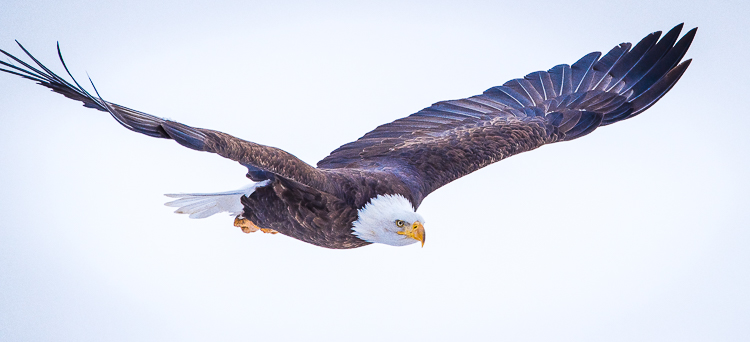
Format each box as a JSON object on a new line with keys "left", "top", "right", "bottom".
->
{"left": 164, "top": 180, "right": 271, "bottom": 219}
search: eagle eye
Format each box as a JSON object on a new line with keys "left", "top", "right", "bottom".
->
{"left": 395, "top": 220, "right": 405, "bottom": 227}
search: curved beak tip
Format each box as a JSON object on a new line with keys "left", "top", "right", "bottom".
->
{"left": 414, "top": 222, "right": 425, "bottom": 248}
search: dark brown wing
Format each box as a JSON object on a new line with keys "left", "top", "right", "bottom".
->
{"left": 0, "top": 42, "right": 328, "bottom": 190}
{"left": 317, "top": 24, "right": 695, "bottom": 199}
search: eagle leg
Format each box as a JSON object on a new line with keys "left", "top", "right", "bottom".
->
{"left": 234, "top": 216, "right": 278, "bottom": 234}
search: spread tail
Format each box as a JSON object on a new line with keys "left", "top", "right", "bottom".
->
{"left": 164, "top": 180, "right": 270, "bottom": 219}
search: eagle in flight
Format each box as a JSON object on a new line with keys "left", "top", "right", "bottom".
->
{"left": 0, "top": 24, "right": 696, "bottom": 249}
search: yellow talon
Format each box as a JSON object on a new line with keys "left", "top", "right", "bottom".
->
{"left": 234, "top": 216, "right": 278, "bottom": 234}
{"left": 234, "top": 216, "right": 261, "bottom": 233}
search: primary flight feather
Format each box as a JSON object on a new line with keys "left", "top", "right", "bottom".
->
{"left": 0, "top": 24, "right": 696, "bottom": 249}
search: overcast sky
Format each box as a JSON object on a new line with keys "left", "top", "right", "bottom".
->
{"left": 1, "top": 0, "right": 748, "bottom": 341}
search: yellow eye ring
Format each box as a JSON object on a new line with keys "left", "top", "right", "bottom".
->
{"left": 395, "top": 220, "right": 405, "bottom": 227}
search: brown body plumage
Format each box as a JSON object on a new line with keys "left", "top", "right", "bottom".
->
{"left": 0, "top": 24, "right": 696, "bottom": 248}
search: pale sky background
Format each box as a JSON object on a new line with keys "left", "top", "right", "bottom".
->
{"left": 0, "top": 0, "right": 748, "bottom": 341}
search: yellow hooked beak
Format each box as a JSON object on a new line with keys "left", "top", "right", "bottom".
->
{"left": 397, "top": 221, "right": 425, "bottom": 247}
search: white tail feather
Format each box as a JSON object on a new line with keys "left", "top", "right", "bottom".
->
{"left": 164, "top": 180, "right": 270, "bottom": 219}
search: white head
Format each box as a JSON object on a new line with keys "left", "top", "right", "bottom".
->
{"left": 351, "top": 194, "right": 426, "bottom": 247}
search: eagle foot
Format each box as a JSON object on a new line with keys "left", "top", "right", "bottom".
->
{"left": 234, "top": 216, "right": 278, "bottom": 234}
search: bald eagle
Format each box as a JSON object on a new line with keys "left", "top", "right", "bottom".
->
{"left": 0, "top": 24, "right": 695, "bottom": 249}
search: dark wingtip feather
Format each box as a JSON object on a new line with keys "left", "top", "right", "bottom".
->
{"left": 619, "top": 24, "right": 684, "bottom": 95}
{"left": 60, "top": 45, "right": 108, "bottom": 111}
{"left": 606, "top": 31, "right": 662, "bottom": 91}
{"left": 672, "top": 23, "right": 685, "bottom": 33}
{"left": 628, "top": 26, "right": 696, "bottom": 100}
{"left": 629, "top": 59, "right": 692, "bottom": 116}
{"left": 0, "top": 41, "right": 109, "bottom": 112}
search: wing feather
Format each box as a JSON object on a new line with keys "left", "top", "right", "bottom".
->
{"left": 571, "top": 51, "right": 601, "bottom": 93}
{"left": 547, "top": 64, "right": 572, "bottom": 97}
{"left": 482, "top": 85, "right": 532, "bottom": 108}
{"left": 620, "top": 24, "right": 683, "bottom": 95}
{"left": 606, "top": 31, "right": 661, "bottom": 91}
{"left": 592, "top": 43, "right": 632, "bottom": 90}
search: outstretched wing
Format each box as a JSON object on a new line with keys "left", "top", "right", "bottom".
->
{"left": 318, "top": 24, "right": 695, "bottom": 200}
{"left": 0, "top": 43, "right": 328, "bottom": 189}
